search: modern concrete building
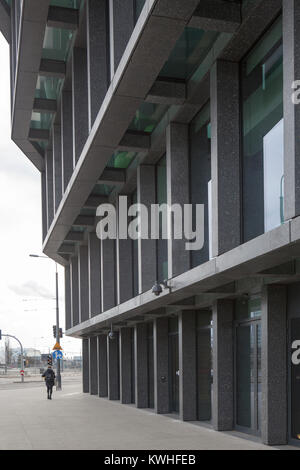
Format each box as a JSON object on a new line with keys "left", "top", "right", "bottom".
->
{"left": 2, "top": 0, "right": 300, "bottom": 447}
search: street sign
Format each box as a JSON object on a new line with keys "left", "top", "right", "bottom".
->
{"left": 53, "top": 342, "right": 63, "bottom": 351}
{"left": 20, "top": 370, "right": 24, "bottom": 376}
{"left": 52, "top": 350, "right": 63, "bottom": 360}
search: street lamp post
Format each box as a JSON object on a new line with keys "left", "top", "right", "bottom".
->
{"left": 29, "top": 254, "right": 62, "bottom": 390}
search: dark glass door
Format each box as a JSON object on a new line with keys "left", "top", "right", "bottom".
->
{"left": 169, "top": 332, "right": 179, "bottom": 413}
{"left": 147, "top": 323, "right": 154, "bottom": 409}
{"left": 196, "top": 321, "right": 212, "bottom": 421}
{"left": 290, "top": 318, "right": 300, "bottom": 441}
{"left": 236, "top": 321, "right": 261, "bottom": 434}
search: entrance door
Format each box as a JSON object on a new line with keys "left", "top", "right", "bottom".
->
{"left": 235, "top": 321, "right": 261, "bottom": 434}
{"left": 196, "top": 312, "right": 212, "bottom": 421}
{"left": 168, "top": 318, "right": 179, "bottom": 413}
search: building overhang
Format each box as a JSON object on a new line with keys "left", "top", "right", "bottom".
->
{"left": 0, "top": 0, "right": 10, "bottom": 43}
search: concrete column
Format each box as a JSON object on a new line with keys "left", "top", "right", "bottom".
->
{"left": 153, "top": 317, "right": 170, "bottom": 414}
{"left": 86, "top": 0, "right": 109, "bottom": 129}
{"left": 70, "top": 256, "right": 79, "bottom": 327}
{"left": 210, "top": 60, "right": 240, "bottom": 256}
{"left": 41, "top": 171, "right": 47, "bottom": 241}
{"left": 65, "top": 265, "right": 72, "bottom": 331}
{"left": 89, "top": 336, "right": 98, "bottom": 395}
{"left": 53, "top": 124, "right": 62, "bottom": 212}
{"left": 79, "top": 245, "right": 89, "bottom": 323}
{"left": 166, "top": 122, "right": 190, "bottom": 278}
{"left": 72, "top": 47, "right": 89, "bottom": 164}
{"left": 82, "top": 338, "right": 90, "bottom": 393}
{"left": 101, "top": 238, "right": 116, "bottom": 312}
{"left": 119, "top": 328, "right": 133, "bottom": 404}
{"left": 109, "top": 0, "right": 134, "bottom": 76}
{"left": 45, "top": 148, "right": 54, "bottom": 229}
{"left": 98, "top": 334, "right": 108, "bottom": 397}
{"left": 261, "top": 285, "right": 287, "bottom": 446}
{"left": 178, "top": 311, "right": 197, "bottom": 421}
{"left": 212, "top": 299, "right": 234, "bottom": 431}
{"left": 88, "top": 232, "right": 101, "bottom": 317}
{"left": 61, "top": 90, "right": 73, "bottom": 192}
{"left": 117, "top": 197, "right": 133, "bottom": 304}
{"left": 134, "top": 323, "right": 148, "bottom": 408}
{"left": 137, "top": 165, "right": 157, "bottom": 293}
{"left": 283, "top": 1, "right": 300, "bottom": 220}
{"left": 107, "top": 333, "right": 120, "bottom": 400}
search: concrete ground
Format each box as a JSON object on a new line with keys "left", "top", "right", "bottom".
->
{"left": 0, "top": 376, "right": 295, "bottom": 450}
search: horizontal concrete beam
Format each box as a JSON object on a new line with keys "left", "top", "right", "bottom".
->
{"left": 189, "top": 0, "right": 241, "bottom": 33}
{"left": 118, "top": 131, "right": 151, "bottom": 152}
{"left": 98, "top": 168, "right": 126, "bottom": 185}
{"left": 73, "top": 216, "right": 95, "bottom": 227}
{"left": 58, "top": 243, "right": 75, "bottom": 254}
{"left": 146, "top": 79, "right": 186, "bottom": 105}
{"left": 0, "top": 0, "right": 10, "bottom": 42}
{"left": 84, "top": 195, "right": 108, "bottom": 209}
{"left": 29, "top": 128, "right": 50, "bottom": 142}
{"left": 39, "top": 59, "right": 66, "bottom": 78}
{"left": 33, "top": 98, "right": 57, "bottom": 114}
{"left": 47, "top": 6, "right": 78, "bottom": 30}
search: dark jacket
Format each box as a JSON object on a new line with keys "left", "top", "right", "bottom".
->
{"left": 42, "top": 368, "right": 56, "bottom": 386}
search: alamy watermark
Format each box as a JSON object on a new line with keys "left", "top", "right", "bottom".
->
{"left": 95, "top": 196, "right": 205, "bottom": 251}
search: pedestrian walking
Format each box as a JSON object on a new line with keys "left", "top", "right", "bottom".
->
{"left": 42, "top": 365, "right": 56, "bottom": 400}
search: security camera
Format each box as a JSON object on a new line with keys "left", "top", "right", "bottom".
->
{"left": 152, "top": 281, "right": 163, "bottom": 296}
{"left": 108, "top": 330, "right": 115, "bottom": 340}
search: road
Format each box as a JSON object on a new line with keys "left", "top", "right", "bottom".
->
{"left": 0, "top": 377, "right": 296, "bottom": 450}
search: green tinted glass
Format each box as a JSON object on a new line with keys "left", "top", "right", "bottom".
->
{"left": 129, "top": 103, "right": 168, "bottom": 134}
{"left": 42, "top": 26, "right": 75, "bottom": 61}
{"left": 135, "top": 0, "right": 146, "bottom": 23}
{"left": 107, "top": 151, "right": 137, "bottom": 169}
{"left": 160, "top": 27, "right": 219, "bottom": 81}
{"left": 92, "top": 184, "right": 114, "bottom": 196}
{"left": 35, "top": 76, "right": 64, "bottom": 100}
{"left": 31, "top": 111, "right": 53, "bottom": 130}
{"left": 50, "top": 0, "right": 81, "bottom": 8}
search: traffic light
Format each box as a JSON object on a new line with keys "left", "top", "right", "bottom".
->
{"left": 47, "top": 355, "right": 52, "bottom": 366}
{"left": 59, "top": 328, "right": 63, "bottom": 338}
{"left": 53, "top": 325, "right": 56, "bottom": 338}
{"left": 0, "top": 330, "right": 1, "bottom": 340}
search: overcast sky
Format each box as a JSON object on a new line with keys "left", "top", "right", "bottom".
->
{"left": 0, "top": 34, "right": 81, "bottom": 357}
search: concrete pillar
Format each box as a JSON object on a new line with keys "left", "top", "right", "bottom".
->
{"left": 79, "top": 245, "right": 89, "bottom": 323}
{"left": 178, "top": 311, "right": 197, "bottom": 421}
{"left": 261, "top": 285, "right": 287, "bottom": 446}
{"left": 61, "top": 90, "right": 73, "bottom": 192}
{"left": 45, "top": 148, "right": 54, "bottom": 229}
{"left": 117, "top": 197, "right": 133, "bottom": 304}
{"left": 212, "top": 299, "right": 234, "bottom": 431}
{"left": 109, "top": 0, "right": 134, "bottom": 77}
{"left": 283, "top": 0, "right": 300, "bottom": 220}
{"left": 101, "top": 238, "right": 116, "bottom": 312}
{"left": 134, "top": 323, "right": 148, "bottom": 408}
{"left": 41, "top": 171, "right": 47, "bottom": 241}
{"left": 82, "top": 338, "right": 90, "bottom": 393}
{"left": 137, "top": 166, "right": 157, "bottom": 293}
{"left": 89, "top": 336, "right": 98, "bottom": 395}
{"left": 72, "top": 47, "right": 89, "bottom": 164}
{"left": 86, "top": 0, "right": 109, "bottom": 129}
{"left": 65, "top": 265, "right": 72, "bottom": 331}
{"left": 210, "top": 60, "right": 240, "bottom": 256}
{"left": 53, "top": 124, "right": 62, "bottom": 212}
{"left": 119, "top": 328, "right": 133, "bottom": 404}
{"left": 98, "top": 334, "right": 108, "bottom": 397}
{"left": 88, "top": 232, "right": 101, "bottom": 317}
{"left": 153, "top": 317, "right": 170, "bottom": 414}
{"left": 166, "top": 122, "right": 190, "bottom": 278}
{"left": 107, "top": 333, "right": 120, "bottom": 400}
{"left": 70, "top": 256, "right": 79, "bottom": 327}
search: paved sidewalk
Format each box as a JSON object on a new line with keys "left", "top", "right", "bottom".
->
{"left": 0, "top": 380, "right": 287, "bottom": 450}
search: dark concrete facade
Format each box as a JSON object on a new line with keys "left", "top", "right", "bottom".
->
{"left": 4, "top": 0, "right": 300, "bottom": 447}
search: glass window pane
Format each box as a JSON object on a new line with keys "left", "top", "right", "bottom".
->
{"left": 236, "top": 324, "right": 252, "bottom": 428}
{"left": 42, "top": 26, "right": 75, "bottom": 62}
{"left": 156, "top": 155, "right": 168, "bottom": 282}
{"left": 159, "top": 27, "right": 219, "bottom": 81}
{"left": 242, "top": 17, "right": 283, "bottom": 242}
{"left": 236, "top": 297, "right": 261, "bottom": 322}
{"left": 129, "top": 103, "right": 169, "bottom": 134}
{"left": 50, "top": 0, "right": 81, "bottom": 8}
{"left": 134, "top": 0, "right": 146, "bottom": 23}
{"left": 35, "top": 76, "right": 64, "bottom": 100}
{"left": 107, "top": 151, "right": 137, "bottom": 169}
{"left": 31, "top": 111, "right": 53, "bottom": 130}
{"left": 92, "top": 184, "right": 114, "bottom": 196}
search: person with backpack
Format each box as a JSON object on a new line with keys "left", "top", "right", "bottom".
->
{"left": 42, "top": 365, "right": 56, "bottom": 400}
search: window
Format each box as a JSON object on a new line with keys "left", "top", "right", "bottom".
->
{"left": 156, "top": 155, "right": 168, "bottom": 282}
{"left": 242, "top": 17, "right": 283, "bottom": 242}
